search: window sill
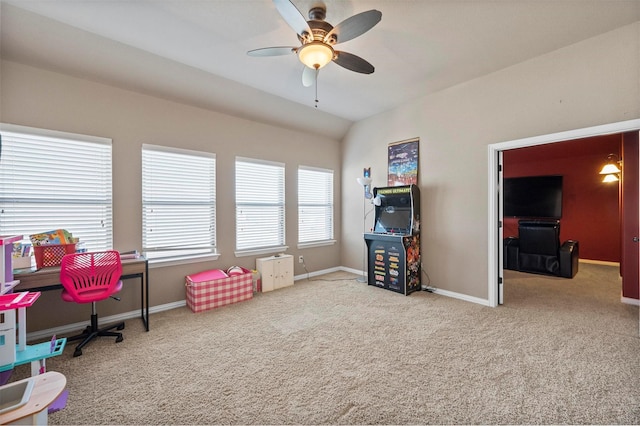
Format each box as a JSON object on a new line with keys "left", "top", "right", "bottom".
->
{"left": 147, "top": 252, "right": 220, "bottom": 269}
{"left": 234, "top": 246, "right": 289, "bottom": 258}
{"left": 297, "top": 240, "right": 337, "bottom": 249}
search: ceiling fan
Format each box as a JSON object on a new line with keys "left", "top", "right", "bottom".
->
{"left": 248, "top": 0, "right": 382, "bottom": 88}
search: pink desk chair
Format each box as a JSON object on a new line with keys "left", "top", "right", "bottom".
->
{"left": 59, "top": 251, "right": 125, "bottom": 357}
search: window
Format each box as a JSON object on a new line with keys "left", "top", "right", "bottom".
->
{"left": 235, "top": 157, "right": 285, "bottom": 254}
{"left": 142, "top": 145, "right": 216, "bottom": 261}
{"left": 0, "top": 124, "right": 113, "bottom": 251}
{"left": 298, "top": 166, "right": 334, "bottom": 245}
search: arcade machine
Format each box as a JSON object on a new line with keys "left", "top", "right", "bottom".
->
{"left": 364, "top": 185, "right": 420, "bottom": 295}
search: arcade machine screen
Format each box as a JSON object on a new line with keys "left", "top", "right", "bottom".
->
{"left": 374, "top": 207, "right": 412, "bottom": 235}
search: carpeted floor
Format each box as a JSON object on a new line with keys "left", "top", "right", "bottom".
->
{"left": 9, "top": 262, "right": 640, "bottom": 424}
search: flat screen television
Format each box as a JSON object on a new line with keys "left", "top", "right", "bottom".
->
{"left": 503, "top": 175, "right": 563, "bottom": 219}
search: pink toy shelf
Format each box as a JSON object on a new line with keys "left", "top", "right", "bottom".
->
{"left": 0, "top": 239, "right": 67, "bottom": 377}
{"left": 0, "top": 292, "right": 40, "bottom": 310}
{"left": 0, "top": 292, "right": 41, "bottom": 370}
{"left": 0, "top": 292, "right": 66, "bottom": 376}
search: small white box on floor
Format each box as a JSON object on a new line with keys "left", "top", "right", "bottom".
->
{"left": 256, "top": 254, "right": 293, "bottom": 292}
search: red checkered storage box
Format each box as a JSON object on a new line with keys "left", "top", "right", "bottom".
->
{"left": 185, "top": 267, "right": 253, "bottom": 313}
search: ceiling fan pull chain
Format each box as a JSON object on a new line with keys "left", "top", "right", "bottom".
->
{"left": 314, "top": 66, "right": 319, "bottom": 108}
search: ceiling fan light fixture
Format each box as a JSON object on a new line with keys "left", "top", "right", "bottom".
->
{"left": 298, "top": 41, "right": 334, "bottom": 69}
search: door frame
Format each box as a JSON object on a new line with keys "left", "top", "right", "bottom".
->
{"left": 487, "top": 119, "right": 640, "bottom": 308}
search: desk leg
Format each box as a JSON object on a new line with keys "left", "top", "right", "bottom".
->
{"left": 122, "top": 266, "right": 149, "bottom": 332}
{"left": 143, "top": 262, "right": 149, "bottom": 331}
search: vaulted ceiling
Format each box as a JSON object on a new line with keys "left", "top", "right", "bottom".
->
{"left": 2, "top": 0, "right": 639, "bottom": 139}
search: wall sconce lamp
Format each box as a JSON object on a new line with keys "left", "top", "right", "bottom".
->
{"left": 599, "top": 153, "right": 622, "bottom": 183}
{"left": 602, "top": 173, "right": 619, "bottom": 183}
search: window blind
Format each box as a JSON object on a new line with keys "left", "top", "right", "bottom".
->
{"left": 235, "top": 157, "right": 285, "bottom": 252}
{"left": 298, "top": 166, "right": 334, "bottom": 244}
{"left": 0, "top": 125, "right": 113, "bottom": 252}
{"left": 142, "top": 145, "right": 216, "bottom": 260}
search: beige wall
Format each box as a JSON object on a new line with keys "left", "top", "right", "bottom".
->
{"left": 1, "top": 60, "right": 342, "bottom": 332}
{"left": 341, "top": 22, "right": 640, "bottom": 301}
{"left": 2, "top": 21, "right": 639, "bottom": 332}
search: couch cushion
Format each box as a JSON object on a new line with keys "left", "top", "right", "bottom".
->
{"left": 518, "top": 221, "right": 560, "bottom": 256}
{"left": 519, "top": 253, "right": 560, "bottom": 275}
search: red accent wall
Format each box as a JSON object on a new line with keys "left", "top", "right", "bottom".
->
{"left": 503, "top": 134, "right": 621, "bottom": 262}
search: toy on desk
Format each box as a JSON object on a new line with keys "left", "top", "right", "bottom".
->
{"left": 28, "top": 229, "right": 74, "bottom": 247}
{"left": 119, "top": 250, "right": 141, "bottom": 260}
{"left": 12, "top": 243, "right": 32, "bottom": 270}
{"left": 12, "top": 243, "right": 31, "bottom": 259}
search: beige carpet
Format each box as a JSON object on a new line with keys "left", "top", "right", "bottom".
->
{"left": 10, "top": 263, "right": 640, "bottom": 424}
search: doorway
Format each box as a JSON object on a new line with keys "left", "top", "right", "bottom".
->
{"left": 487, "top": 119, "right": 640, "bottom": 308}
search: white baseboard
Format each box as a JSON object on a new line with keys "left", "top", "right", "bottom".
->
{"left": 295, "top": 266, "right": 369, "bottom": 281}
{"left": 335, "top": 266, "right": 492, "bottom": 307}
{"left": 25, "top": 267, "right": 504, "bottom": 342}
{"left": 294, "top": 266, "right": 346, "bottom": 281}
{"left": 580, "top": 259, "right": 620, "bottom": 267}
{"left": 429, "top": 288, "right": 492, "bottom": 307}
{"left": 26, "top": 300, "right": 186, "bottom": 342}
{"left": 334, "top": 267, "right": 492, "bottom": 307}
{"left": 339, "top": 266, "right": 365, "bottom": 276}
{"left": 26, "top": 268, "right": 363, "bottom": 342}
{"left": 621, "top": 296, "right": 640, "bottom": 306}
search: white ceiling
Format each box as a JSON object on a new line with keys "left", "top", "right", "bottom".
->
{"left": 1, "top": 0, "right": 639, "bottom": 139}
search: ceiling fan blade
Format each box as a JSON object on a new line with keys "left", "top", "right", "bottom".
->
{"left": 301, "top": 66, "right": 316, "bottom": 87}
{"left": 247, "top": 46, "right": 297, "bottom": 57}
{"left": 333, "top": 51, "right": 375, "bottom": 74}
{"left": 273, "top": 0, "right": 312, "bottom": 39}
{"left": 324, "top": 10, "right": 382, "bottom": 44}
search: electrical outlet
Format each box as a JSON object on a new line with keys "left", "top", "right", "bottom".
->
{"left": 298, "top": 255, "right": 304, "bottom": 264}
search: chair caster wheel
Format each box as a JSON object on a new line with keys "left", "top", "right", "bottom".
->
{"left": 73, "top": 349, "right": 82, "bottom": 357}
{"left": 116, "top": 335, "right": 124, "bottom": 343}
{"left": 117, "top": 324, "right": 125, "bottom": 330}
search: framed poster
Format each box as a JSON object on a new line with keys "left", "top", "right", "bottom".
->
{"left": 388, "top": 138, "right": 419, "bottom": 186}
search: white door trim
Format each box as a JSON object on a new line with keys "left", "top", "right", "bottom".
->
{"left": 487, "top": 119, "right": 640, "bottom": 308}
